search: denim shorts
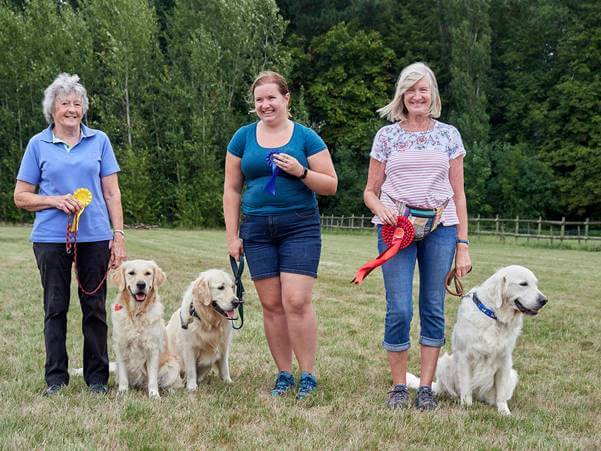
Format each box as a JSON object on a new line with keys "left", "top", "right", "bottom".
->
{"left": 239, "top": 208, "right": 322, "bottom": 280}
{"left": 377, "top": 224, "right": 457, "bottom": 352}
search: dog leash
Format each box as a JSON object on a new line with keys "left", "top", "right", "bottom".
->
{"left": 229, "top": 254, "right": 245, "bottom": 330}
{"left": 444, "top": 267, "right": 472, "bottom": 297}
{"left": 65, "top": 213, "right": 111, "bottom": 296}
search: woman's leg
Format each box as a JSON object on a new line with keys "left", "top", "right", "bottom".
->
{"left": 76, "top": 241, "right": 111, "bottom": 386}
{"left": 254, "top": 276, "right": 293, "bottom": 372}
{"left": 33, "top": 243, "right": 73, "bottom": 387}
{"left": 280, "top": 273, "right": 317, "bottom": 373}
{"left": 416, "top": 225, "right": 457, "bottom": 386}
{"left": 378, "top": 226, "right": 418, "bottom": 385}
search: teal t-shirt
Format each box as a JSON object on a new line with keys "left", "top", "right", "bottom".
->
{"left": 227, "top": 122, "right": 327, "bottom": 215}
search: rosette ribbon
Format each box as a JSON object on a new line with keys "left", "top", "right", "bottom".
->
{"left": 70, "top": 188, "right": 92, "bottom": 233}
{"left": 263, "top": 150, "right": 282, "bottom": 196}
{"left": 351, "top": 216, "right": 415, "bottom": 284}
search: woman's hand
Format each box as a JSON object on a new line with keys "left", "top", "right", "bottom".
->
{"left": 273, "top": 153, "right": 304, "bottom": 178}
{"left": 373, "top": 202, "right": 397, "bottom": 226}
{"left": 454, "top": 245, "right": 472, "bottom": 277}
{"left": 110, "top": 235, "right": 127, "bottom": 269}
{"left": 228, "top": 237, "right": 244, "bottom": 261}
{"left": 53, "top": 194, "right": 82, "bottom": 214}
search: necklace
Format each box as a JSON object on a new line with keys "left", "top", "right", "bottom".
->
{"left": 399, "top": 118, "right": 434, "bottom": 132}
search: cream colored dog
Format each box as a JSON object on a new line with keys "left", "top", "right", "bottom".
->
{"left": 166, "top": 269, "right": 241, "bottom": 391}
{"left": 407, "top": 265, "right": 548, "bottom": 415}
{"left": 111, "top": 260, "right": 182, "bottom": 398}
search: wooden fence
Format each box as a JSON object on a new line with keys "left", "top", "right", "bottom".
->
{"left": 319, "top": 214, "right": 601, "bottom": 243}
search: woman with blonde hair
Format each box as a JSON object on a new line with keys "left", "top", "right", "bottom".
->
{"left": 363, "top": 62, "right": 471, "bottom": 410}
{"left": 223, "top": 71, "right": 337, "bottom": 399}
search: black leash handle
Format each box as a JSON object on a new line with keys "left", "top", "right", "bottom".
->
{"left": 229, "top": 254, "right": 245, "bottom": 330}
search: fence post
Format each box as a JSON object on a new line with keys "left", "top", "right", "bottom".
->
{"left": 350, "top": 214, "right": 355, "bottom": 230}
{"left": 537, "top": 216, "right": 542, "bottom": 240}
{"left": 585, "top": 218, "right": 589, "bottom": 243}
{"left": 476, "top": 214, "right": 481, "bottom": 235}
{"left": 515, "top": 215, "right": 519, "bottom": 242}
{"left": 560, "top": 216, "right": 565, "bottom": 242}
{"left": 495, "top": 215, "right": 499, "bottom": 238}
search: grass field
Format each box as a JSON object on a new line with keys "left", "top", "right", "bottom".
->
{"left": 0, "top": 224, "right": 599, "bottom": 449}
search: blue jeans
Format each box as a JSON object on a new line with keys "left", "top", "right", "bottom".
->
{"left": 239, "top": 208, "right": 321, "bottom": 280}
{"left": 377, "top": 225, "right": 457, "bottom": 352}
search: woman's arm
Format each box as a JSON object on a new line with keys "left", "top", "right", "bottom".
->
{"left": 449, "top": 156, "right": 471, "bottom": 277}
{"left": 363, "top": 158, "right": 396, "bottom": 226}
{"left": 223, "top": 153, "right": 244, "bottom": 259}
{"left": 14, "top": 180, "right": 82, "bottom": 213}
{"left": 101, "top": 173, "right": 127, "bottom": 268}
{"left": 273, "top": 149, "right": 337, "bottom": 196}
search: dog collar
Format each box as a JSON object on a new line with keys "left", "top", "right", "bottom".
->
{"left": 180, "top": 302, "right": 202, "bottom": 329}
{"left": 472, "top": 292, "right": 498, "bottom": 321}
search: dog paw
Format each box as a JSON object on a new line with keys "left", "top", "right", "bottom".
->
{"left": 118, "top": 386, "right": 129, "bottom": 393}
{"left": 223, "top": 377, "right": 233, "bottom": 384}
{"left": 497, "top": 403, "right": 511, "bottom": 416}
{"left": 186, "top": 383, "right": 198, "bottom": 391}
{"left": 149, "top": 390, "right": 160, "bottom": 399}
{"left": 460, "top": 395, "right": 473, "bottom": 407}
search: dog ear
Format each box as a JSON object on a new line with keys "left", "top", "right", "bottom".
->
{"left": 192, "top": 274, "right": 212, "bottom": 306}
{"left": 494, "top": 275, "right": 507, "bottom": 309}
{"left": 152, "top": 261, "right": 166, "bottom": 288}
{"left": 111, "top": 264, "right": 126, "bottom": 291}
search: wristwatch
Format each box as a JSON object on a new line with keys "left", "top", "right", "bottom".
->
{"left": 299, "top": 167, "right": 308, "bottom": 179}
{"left": 457, "top": 239, "right": 469, "bottom": 246}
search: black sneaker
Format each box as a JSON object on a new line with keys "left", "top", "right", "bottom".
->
{"left": 271, "top": 371, "right": 295, "bottom": 397}
{"left": 387, "top": 384, "right": 410, "bottom": 409}
{"left": 415, "top": 385, "right": 437, "bottom": 411}
{"left": 89, "top": 383, "right": 108, "bottom": 395}
{"left": 43, "top": 383, "right": 66, "bottom": 397}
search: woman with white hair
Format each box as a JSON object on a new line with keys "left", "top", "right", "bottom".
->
{"left": 362, "top": 62, "right": 471, "bottom": 410}
{"left": 14, "top": 73, "right": 126, "bottom": 396}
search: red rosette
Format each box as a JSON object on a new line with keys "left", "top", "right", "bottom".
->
{"left": 382, "top": 216, "right": 415, "bottom": 247}
{"left": 351, "top": 216, "right": 415, "bottom": 285}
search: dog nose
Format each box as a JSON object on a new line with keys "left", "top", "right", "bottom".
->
{"left": 232, "top": 298, "right": 242, "bottom": 308}
{"left": 136, "top": 281, "right": 146, "bottom": 291}
{"left": 538, "top": 295, "right": 548, "bottom": 306}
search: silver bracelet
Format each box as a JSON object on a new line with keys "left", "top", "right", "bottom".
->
{"left": 114, "top": 229, "right": 125, "bottom": 237}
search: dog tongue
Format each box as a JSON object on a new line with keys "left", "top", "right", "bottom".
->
{"left": 135, "top": 293, "right": 146, "bottom": 302}
{"left": 226, "top": 310, "right": 236, "bottom": 319}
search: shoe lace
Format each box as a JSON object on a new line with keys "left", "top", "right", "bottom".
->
{"left": 417, "top": 387, "right": 435, "bottom": 405}
{"left": 298, "top": 375, "right": 316, "bottom": 393}
{"left": 274, "top": 373, "right": 293, "bottom": 391}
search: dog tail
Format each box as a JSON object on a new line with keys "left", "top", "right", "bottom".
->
{"left": 406, "top": 372, "right": 420, "bottom": 389}
{"left": 69, "top": 362, "right": 117, "bottom": 376}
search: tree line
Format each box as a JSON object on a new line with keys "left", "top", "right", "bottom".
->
{"left": 1, "top": 0, "right": 599, "bottom": 226}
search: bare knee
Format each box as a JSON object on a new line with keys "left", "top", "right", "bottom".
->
{"left": 283, "top": 295, "right": 312, "bottom": 317}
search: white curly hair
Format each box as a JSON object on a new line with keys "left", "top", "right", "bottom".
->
{"left": 42, "top": 73, "right": 89, "bottom": 124}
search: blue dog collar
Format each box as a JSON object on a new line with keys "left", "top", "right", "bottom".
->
{"left": 472, "top": 292, "right": 498, "bottom": 321}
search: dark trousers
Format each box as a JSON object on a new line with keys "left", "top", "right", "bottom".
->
{"left": 33, "top": 241, "right": 110, "bottom": 387}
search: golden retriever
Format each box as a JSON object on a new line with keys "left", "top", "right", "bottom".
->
{"left": 111, "top": 260, "right": 182, "bottom": 398}
{"left": 407, "top": 265, "right": 548, "bottom": 415}
{"left": 166, "top": 269, "right": 241, "bottom": 391}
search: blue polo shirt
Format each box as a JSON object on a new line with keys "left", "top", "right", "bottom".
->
{"left": 227, "top": 122, "right": 327, "bottom": 215}
{"left": 16, "top": 124, "right": 120, "bottom": 243}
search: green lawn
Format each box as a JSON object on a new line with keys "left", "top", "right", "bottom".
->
{"left": 0, "top": 225, "right": 599, "bottom": 449}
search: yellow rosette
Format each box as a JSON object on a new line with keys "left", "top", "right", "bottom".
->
{"left": 70, "top": 188, "right": 93, "bottom": 233}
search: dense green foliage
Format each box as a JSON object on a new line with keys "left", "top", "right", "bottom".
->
{"left": 1, "top": 0, "right": 599, "bottom": 225}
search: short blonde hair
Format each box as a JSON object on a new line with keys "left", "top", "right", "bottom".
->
{"left": 377, "top": 62, "right": 441, "bottom": 122}
{"left": 42, "top": 73, "right": 89, "bottom": 124}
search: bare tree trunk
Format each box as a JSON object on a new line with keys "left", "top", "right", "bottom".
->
{"left": 125, "top": 68, "right": 132, "bottom": 147}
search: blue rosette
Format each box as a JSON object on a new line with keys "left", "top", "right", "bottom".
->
{"left": 264, "top": 150, "right": 282, "bottom": 195}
